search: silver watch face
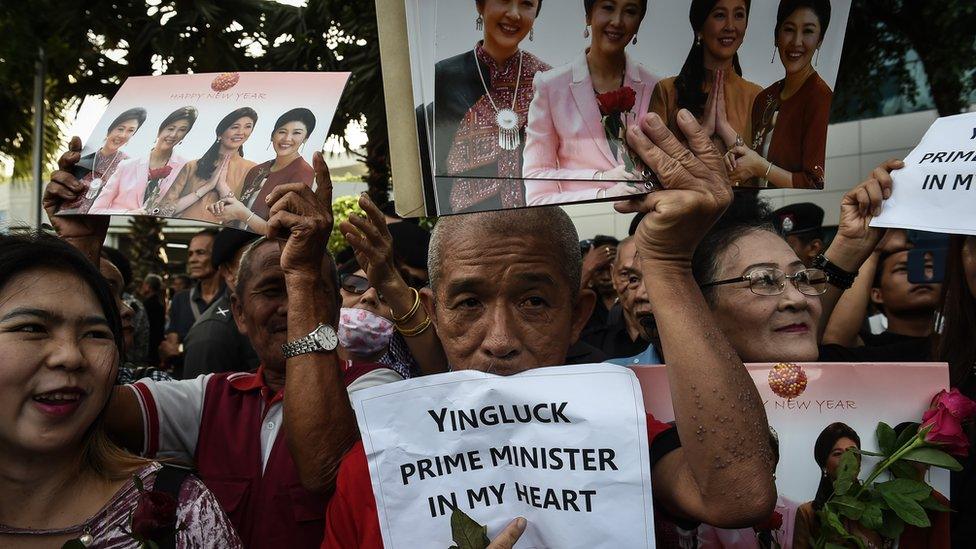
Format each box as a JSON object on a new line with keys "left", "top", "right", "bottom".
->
{"left": 313, "top": 324, "right": 338, "bottom": 351}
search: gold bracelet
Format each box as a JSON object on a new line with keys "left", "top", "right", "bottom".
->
{"left": 396, "top": 313, "right": 432, "bottom": 337}
{"left": 389, "top": 287, "right": 420, "bottom": 324}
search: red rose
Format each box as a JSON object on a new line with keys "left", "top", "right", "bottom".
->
{"left": 753, "top": 510, "right": 783, "bottom": 532}
{"left": 148, "top": 165, "right": 173, "bottom": 181}
{"left": 131, "top": 490, "right": 178, "bottom": 541}
{"left": 922, "top": 389, "right": 976, "bottom": 456}
{"left": 596, "top": 86, "right": 637, "bottom": 116}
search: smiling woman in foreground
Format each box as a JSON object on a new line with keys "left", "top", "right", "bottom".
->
{"left": 0, "top": 233, "right": 240, "bottom": 548}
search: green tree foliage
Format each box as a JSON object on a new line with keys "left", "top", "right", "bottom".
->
{"left": 832, "top": 0, "right": 976, "bottom": 120}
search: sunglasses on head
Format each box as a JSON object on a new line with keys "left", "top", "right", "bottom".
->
{"left": 340, "top": 274, "right": 385, "bottom": 300}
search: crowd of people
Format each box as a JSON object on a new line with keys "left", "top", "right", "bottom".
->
{"left": 1, "top": 97, "right": 972, "bottom": 548}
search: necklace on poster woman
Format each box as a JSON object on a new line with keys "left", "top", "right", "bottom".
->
{"left": 85, "top": 148, "right": 122, "bottom": 200}
{"left": 473, "top": 48, "right": 524, "bottom": 151}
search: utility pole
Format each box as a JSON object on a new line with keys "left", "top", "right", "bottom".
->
{"left": 32, "top": 46, "right": 46, "bottom": 230}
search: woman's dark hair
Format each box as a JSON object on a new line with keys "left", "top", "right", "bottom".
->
{"left": 475, "top": 0, "right": 544, "bottom": 16}
{"left": 774, "top": 0, "right": 831, "bottom": 41}
{"left": 157, "top": 106, "right": 198, "bottom": 136}
{"left": 583, "top": 0, "right": 647, "bottom": 20}
{"left": 692, "top": 192, "right": 775, "bottom": 302}
{"left": 194, "top": 107, "right": 259, "bottom": 181}
{"left": 937, "top": 235, "right": 976, "bottom": 390}
{"left": 675, "top": 0, "right": 752, "bottom": 117}
{"left": 0, "top": 232, "right": 123, "bottom": 357}
{"left": 273, "top": 108, "right": 316, "bottom": 140}
{"left": 812, "top": 422, "right": 860, "bottom": 509}
{"left": 106, "top": 107, "right": 148, "bottom": 135}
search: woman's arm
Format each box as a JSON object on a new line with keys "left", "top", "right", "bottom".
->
{"left": 342, "top": 194, "right": 449, "bottom": 375}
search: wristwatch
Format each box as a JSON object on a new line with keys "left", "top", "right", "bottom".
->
{"left": 812, "top": 254, "right": 857, "bottom": 290}
{"left": 281, "top": 323, "right": 339, "bottom": 358}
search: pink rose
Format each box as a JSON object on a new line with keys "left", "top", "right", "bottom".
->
{"left": 921, "top": 389, "right": 976, "bottom": 457}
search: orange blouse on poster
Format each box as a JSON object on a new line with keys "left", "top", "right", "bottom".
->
{"left": 649, "top": 69, "right": 761, "bottom": 148}
{"left": 750, "top": 72, "right": 832, "bottom": 189}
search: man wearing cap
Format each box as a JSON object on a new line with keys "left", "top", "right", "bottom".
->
{"left": 181, "top": 228, "right": 261, "bottom": 379}
{"left": 772, "top": 202, "right": 825, "bottom": 267}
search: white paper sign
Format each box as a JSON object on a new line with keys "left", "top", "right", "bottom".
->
{"left": 872, "top": 112, "right": 976, "bottom": 235}
{"left": 350, "top": 364, "right": 655, "bottom": 549}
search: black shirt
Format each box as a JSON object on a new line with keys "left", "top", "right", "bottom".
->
{"left": 818, "top": 336, "right": 931, "bottom": 362}
{"left": 181, "top": 294, "right": 259, "bottom": 379}
{"left": 582, "top": 305, "right": 651, "bottom": 360}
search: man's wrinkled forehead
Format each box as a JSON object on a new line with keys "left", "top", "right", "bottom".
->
{"left": 438, "top": 233, "right": 572, "bottom": 296}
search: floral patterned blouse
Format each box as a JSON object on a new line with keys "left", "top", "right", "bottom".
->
{"left": 0, "top": 462, "right": 241, "bottom": 548}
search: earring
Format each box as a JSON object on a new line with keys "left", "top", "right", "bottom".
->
{"left": 815, "top": 48, "right": 820, "bottom": 66}
{"left": 632, "top": 35, "right": 637, "bottom": 45}
{"left": 771, "top": 46, "right": 777, "bottom": 63}
{"left": 583, "top": 25, "right": 590, "bottom": 38}
{"left": 695, "top": 34, "right": 701, "bottom": 46}
{"left": 476, "top": 15, "right": 483, "bottom": 31}
{"left": 529, "top": 28, "right": 534, "bottom": 41}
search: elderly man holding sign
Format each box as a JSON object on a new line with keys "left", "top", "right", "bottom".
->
{"left": 284, "top": 109, "right": 777, "bottom": 548}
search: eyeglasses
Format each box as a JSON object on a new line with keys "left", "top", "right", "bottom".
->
{"left": 701, "top": 267, "right": 828, "bottom": 296}
{"left": 340, "top": 274, "right": 385, "bottom": 301}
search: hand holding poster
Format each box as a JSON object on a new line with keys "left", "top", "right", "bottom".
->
{"left": 872, "top": 112, "right": 976, "bottom": 236}
{"left": 350, "top": 364, "right": 655, "bottom": 548}
{"left": 57, "top": 72, "right": 349, "bottom": 235}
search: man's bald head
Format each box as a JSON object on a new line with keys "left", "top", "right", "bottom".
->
{"left": 428, "top": 207, "right": 582, "bottom": 298}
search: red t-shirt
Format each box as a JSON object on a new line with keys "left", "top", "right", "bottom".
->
{"left": 322, "top": 413, "right": 676, "bottom": 548}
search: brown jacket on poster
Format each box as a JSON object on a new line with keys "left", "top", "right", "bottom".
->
{"left": 160, "top": 154, "right": 256, "bottom": 223}
{"left": 649, "top": 69, "right": 761, "bottom": 151}
{"left": 750, "top": 72, "right": 832, "bottom": 190}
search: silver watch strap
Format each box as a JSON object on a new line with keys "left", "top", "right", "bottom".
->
{"left": 281, "top": 334, "right": 319, "bottom": 359}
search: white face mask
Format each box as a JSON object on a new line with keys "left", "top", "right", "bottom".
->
{"left": 338, "top": 307, "right": 394, "bottom": 358}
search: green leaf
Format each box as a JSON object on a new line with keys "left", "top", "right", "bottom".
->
{"left": 894, "top": 422, "right": 921, "bottom": 450}
{"left": 831, "top": 495, "right": 865, "bottom": 520}
{"left": 879, "top": 492, "right": 931, "bottom": 528}
{"left": 450, "top": 508, "right": 490, "bottom": 549}
{"left": 876, "top": 510, "right": 905, "bottom": 540}
{"left": 876, "top": 422, "right": 897, "bottom": 455}
{"left": 825, "top": 543, "right": 848, "bottom": 549}
{"left": 860, "top": 501, "right": 884, "bottom": 530}
{"left": 920, "top": 495, "right": 953, "bottom": 513}
{"left": 61, "top": 540, "right": 87, "bottom": 549}
{"left": 877, "top": 478, "right": 932, "bottom": 501}
{"left": 903, "top": 447, "right": 963, "bottom": 471}
{"left": 852, "top": 448, "right": 886, "bottom": 457}
{"left": 833, "top": 449, "right": 859, "bottom": 496}
{"left": 821, "top": 507, "right": 849, "bottom": 538}
{"left": 889, "top": 460, "right": 920, "bottom": 480}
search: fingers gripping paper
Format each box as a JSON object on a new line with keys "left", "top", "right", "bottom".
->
{"left": 350, "top": 364, "right": 655, "bottom": 548}
{"left": 872, "top": 112, "right": 976, "bottom": 236}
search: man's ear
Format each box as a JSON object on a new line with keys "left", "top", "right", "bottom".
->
{"left": 571, "top": 288, "right": 597, "bottom": 344}
{"left": 869, "top": 288, "right": 883, "bottom": 307}
{"left": 231, "top": 293, "right": 248, "bottom": 335}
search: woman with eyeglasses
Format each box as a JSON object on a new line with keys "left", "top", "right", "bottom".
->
{"left": 688, "top": 158, "right": 912, "bottom": 364}
{"left": 337, "top": 194, "right": 448, "bottom": 376}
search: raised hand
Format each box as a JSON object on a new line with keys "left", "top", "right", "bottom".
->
{"left": 713, "top": 70, "right": 738, "bottom": 148}
{"left": 833, "top": 159, "right": 904, "bottom": 254}
{"left": 615, "top": 110, "right": 731, "bottom": 268}
{"left": 700, "top": 70, "right": 719, "bottom": 138}
{"left": 266, "top": 152, "right": 334, "bottom": 280}
{"left": 340, "top": 193, "right": 402, "bottom": 293}
{"left": 43, "top": 136, "right": 110, "bottom": 257}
